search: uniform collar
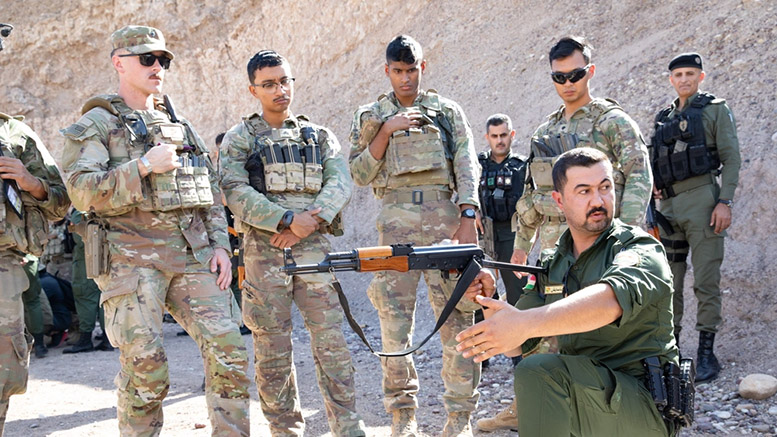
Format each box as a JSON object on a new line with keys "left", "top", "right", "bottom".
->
{"left": 386, "top": 89, "right": 429, "bottom": 108}
{"left": 556, "top": 220, "right": 620, "bottom": 260}
{"left": 251, "top": 112, "right": 301, "bottom": 129}
{"left": 672, "top": 91, "right": 701, "bottom": 112}
{"left": 549, "top": 98, "right": 600, "bottom": 122}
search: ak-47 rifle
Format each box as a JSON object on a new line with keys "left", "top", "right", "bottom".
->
{"left": 281, "top": 243, "right": 546, "bottom": 357}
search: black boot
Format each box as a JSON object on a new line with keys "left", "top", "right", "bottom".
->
{"left": 63, "top": 331, "right": 95, "bottom": 354}
{"left": 32, "top": 333, "right": 48, "bottom": 358}
{"left": 695, "top": 331, "right": 720, "bottom": 383}
{"left": 94, "top": 332, "right": 114, "bottom": 351}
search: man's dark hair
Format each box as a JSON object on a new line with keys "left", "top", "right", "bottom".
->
{"left": 485, "top": 113, "right": 512, "bottom": 132}
{"left": 247, "top": 50, "right": 286, "bottom": 84}
{"left": 386, "top": 35, "right": 423, "bottom": 64}
{"left": 552, "top": 148, "right": 610, "bottom": 191}
{"left": 549, "top": 36, "right": 593, "bottom": 65}
{"left": 215, "top": 132, "right": 226, "bottom": 146}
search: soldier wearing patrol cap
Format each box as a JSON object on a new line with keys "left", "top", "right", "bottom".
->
{"left": 0, "top": 21, "right": 71, "bottom": 434}
{"left": 220, "top": 50, "right": 365, "bottom": 437}
{"left": 61, "top": 25, "right": 250, "bottom": 436}
{"left": 651, "top": 52, "right": 741, "bottom": 383}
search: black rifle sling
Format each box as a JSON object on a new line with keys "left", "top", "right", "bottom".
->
{"left": 330, "top": 275, "right": 377, "bottom": 354}
{"left": 330, "top": 258, "right": 483, "bottom": 358}
{"left": 379, "top": 258, "right": 482, "bottom": 357}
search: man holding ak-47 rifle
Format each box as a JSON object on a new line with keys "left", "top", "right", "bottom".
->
{"left": 61, "top": 25, "right": 250, "bottom": 436}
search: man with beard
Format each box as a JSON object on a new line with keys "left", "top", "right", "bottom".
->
{"left": 457, "top": 148, "right": 679, "bottom": 436}
{"left": 477, "top": 35, "right": 653, "bottom": 432}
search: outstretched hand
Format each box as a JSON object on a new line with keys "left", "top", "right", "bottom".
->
{"left": 455, "top": 295, "right": 525, "bottom": 362}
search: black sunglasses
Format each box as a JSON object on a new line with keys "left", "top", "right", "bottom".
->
{"left": 118, "top": 53, "right": 172, "bottom": 70}
{"left": 550, "top": 64, "right": 590, "bottom": 84}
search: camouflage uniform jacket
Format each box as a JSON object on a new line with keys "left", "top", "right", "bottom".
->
{"left": 220, "top": 113, "right": 352, "bottom": 233}
{"left": 513, "top": 98, "right": 652, "bottom": 252}
{"left": 0, "top": 113, "right": 70, "bottom": 255}
{"left": 348, "top": 90, "right": 480, "bottom": 207}
{"left": 60, "top": 97, "right": 230, "bottom": 273}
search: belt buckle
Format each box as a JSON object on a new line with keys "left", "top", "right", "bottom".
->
{"left": 412, "top": 190, "right": 424, "bottom": 205}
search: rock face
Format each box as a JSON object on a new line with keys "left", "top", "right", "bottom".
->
{"left": 2, "top": 0, "right": 777, "bottom": 397}
{"left": 739, "top": 373, "right": 777, "bottom": 400}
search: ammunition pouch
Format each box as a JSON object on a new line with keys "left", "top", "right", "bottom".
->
{"left": 84, "top": 220, "right": 110, "bottom": 279}
{"left": 643, "top": 356, "right": 695, "bottom": 429}
{"left": 651, "top": 93, "right": 721, "bottom": 193}
{"left": 253, "top": 127, "right": 323, "bottom": 195}
{"left": 531, "top": 191, "right": 564, "bottom": 217}
{"left": 479, "top": 155, "right": 526, "bottom": 223}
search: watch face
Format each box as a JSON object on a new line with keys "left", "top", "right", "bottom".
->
{"left": 462, "top": 209, "right": 476, "bottom": 219}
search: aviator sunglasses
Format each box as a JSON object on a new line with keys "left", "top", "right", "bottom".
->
{"left": 118, "top": 53, "right": 172, "bottom": 70}
{"left": 550, "top": 64, "right": 591, "bottom": 84}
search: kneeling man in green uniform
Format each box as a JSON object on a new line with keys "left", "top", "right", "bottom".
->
{"left": 456, "top": 148, "right": 680, "bottom": 436}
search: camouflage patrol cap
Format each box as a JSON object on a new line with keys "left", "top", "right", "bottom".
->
{"left": 669, "top": 52, "right": 702, "bottom": 70}
{"left": 111, "top": 25, "right": 174, "bottom": 59}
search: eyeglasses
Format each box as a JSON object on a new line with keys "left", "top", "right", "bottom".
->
{"left": 550, "top": 64, "right": 591, "bottom": 84}
{"left": 118, "top": 53, "right": 172, "bottom": 70}
{"left": 252, "top": 77, "right": 295, "bottom": 93}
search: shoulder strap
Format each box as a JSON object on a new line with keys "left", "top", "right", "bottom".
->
{"left": 654, "top": 106, "right": 673, "bottom": 124}
{"left": 590, "top": 98, "right": 622, "bottom": 124}
{"left": 81, "top": 94, "right": 126, "bottom": 116}
{"left": 691, "top": 92, "right": 715, "bottom": 109}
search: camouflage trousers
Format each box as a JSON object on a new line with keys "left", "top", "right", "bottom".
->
{"left": 95, "top": 255, "right": 250, "bottom": 437}
{"left": 0, "top": 252, "right": 33, "bottom": 435}
{"left": 368, "top": 197, "right": 480, "bottom": 414}
{"left": 242, "top": 229, "right": 364, "bottom": 437}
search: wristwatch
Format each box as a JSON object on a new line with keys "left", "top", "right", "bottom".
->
{"left": 718, "top": 199, "right": 733, "bottom": 208}
{"left": 460, "top": 208, "right": 477, "bottom": 219}
{"left": 278, "top": 210, "right": 295, "bottom": 231}
{"left": 139, "top": 155, "right": 153, "bottom": 173}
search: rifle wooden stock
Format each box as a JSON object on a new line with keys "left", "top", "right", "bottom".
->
{"left": 359, "top": 256, "right": 410, "bottom": 272}
{"left": 357, "top": 246, "right": 394, "bottom": 258}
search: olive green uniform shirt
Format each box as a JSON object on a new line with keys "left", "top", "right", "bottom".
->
{"left": 518, "top": 219, "right": 679, "bottom": 377}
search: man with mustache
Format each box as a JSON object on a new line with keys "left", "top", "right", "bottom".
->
{"left": 61, "top": 25, "right": 250, "bottom": 436}
{"left": 651, "top": 52, "right": 741, "bottom": 383}
{"left": 220, "top": 50, "right": 365, "bottom": 436}
{"left": 349, "top": 34, "right": 481, "bottom": 437}
{"left": 0, "top": 22, "right": 71, "bottom": 434}
{"left": 477, "top": 35, "right": 653, "bottom": 432}
{"left": 474, "top": 114, "right": 527, "bottom": 369}
{"left": 457, "top": 148, "right": 681, "bottom": 436}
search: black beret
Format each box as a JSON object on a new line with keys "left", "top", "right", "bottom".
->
{"left": 669, "top": 52, "right": 703, "bottom": 70}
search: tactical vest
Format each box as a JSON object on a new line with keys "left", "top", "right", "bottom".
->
{"left": 363, "top": 90, "right": 455, "bottom": 192}
{"left": 0, "top": 114, "right": 50, "bottom": 256}
{"left": 478, "top": 153, "right": 526, "bottom": 222}
{"left": 527, "top": 99, "right": 623, "bottom": 217}
{"left": 77, "top": 94, "right": 214, "bottom": 213}
{"left": 651, "top": 92, "right": 721, "bottom": 191}
{"left": 244, "top": 114, "right": 324, "bottom": 197}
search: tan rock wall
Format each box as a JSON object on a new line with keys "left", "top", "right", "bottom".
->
{"left": 2, "top": 0, "right": 775, "bottom": 311}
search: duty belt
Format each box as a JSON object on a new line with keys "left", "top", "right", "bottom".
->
{"left": 382, "top": 189, "right": 452, "bottom": 205}
{"left": 662, "top": 173, "right": 715, "bottom": 199}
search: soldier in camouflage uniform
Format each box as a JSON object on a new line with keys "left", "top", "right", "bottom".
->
{"left": 478, "top": 36, "right": 653, "bottom": 432}
{"left": 220, "top": 50, "right": 365, "bottom": 437}
{"left": 61, "top": 26, "right": 250, "bottom": 436}
{"left": 349, "top": 35, "right": 481, "bottom": 437}
{"left": 0, "top": 22, "right": 71, "bottom": 433}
